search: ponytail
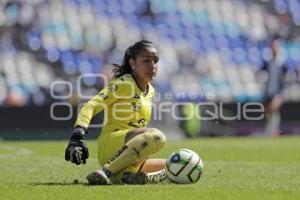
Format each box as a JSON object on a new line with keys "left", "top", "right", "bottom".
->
{"left": 112, "top": 47, "right": 132, "bottom": 78}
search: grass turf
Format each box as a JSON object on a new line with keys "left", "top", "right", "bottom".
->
{"left": 0, "top": 136, "right": 300, "bottom": 200}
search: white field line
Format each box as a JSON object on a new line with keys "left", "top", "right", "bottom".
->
{"left": 0, "top": 145, "right": 33, "bottom": 158}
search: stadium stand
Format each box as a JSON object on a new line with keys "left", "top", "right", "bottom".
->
{"left": 0, "top": 0, "right": 300, "bottom": 107}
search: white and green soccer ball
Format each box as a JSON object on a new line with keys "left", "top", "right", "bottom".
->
{"left": 165, "top": 149, "right": 203, "bottom": 184}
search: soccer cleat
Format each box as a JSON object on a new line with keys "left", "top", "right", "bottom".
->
{"left": 122, "top": 171, "right": 148, "bottom": 185}
{"left": 122, "top": 170, "right": 167, "bottom": 184}
{"left": 86, "top": 169, "right": 111, "bottom": 185}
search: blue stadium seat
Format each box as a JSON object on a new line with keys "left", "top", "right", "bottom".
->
{"left": 1, "top": 0, "right": 300, "bottom": 106}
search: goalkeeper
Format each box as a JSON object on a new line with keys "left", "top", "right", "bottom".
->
{"left": 65, "top": 40, "right": 167, "bottom": 185}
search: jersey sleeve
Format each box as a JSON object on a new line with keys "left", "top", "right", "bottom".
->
{"left": 74, "top": 78, "right": 134, "bottom": 128}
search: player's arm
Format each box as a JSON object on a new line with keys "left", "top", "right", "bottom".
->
{"left": 75, "top": 77, "right": 134, "bottom": 128}
{"left": 74, "top": 84, "right": 118, "bottom": 128}
{"left": 65, "top": 85, "right": 117, "bottom": 165}
{"left": 65, "top": 79, "right": 133, "bottom": 165}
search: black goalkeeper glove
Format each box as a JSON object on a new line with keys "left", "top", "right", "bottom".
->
{"left": 65, "top": 126, "right": 89, "bottom": 165}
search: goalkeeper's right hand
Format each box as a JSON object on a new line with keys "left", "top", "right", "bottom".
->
{"left": 65, "top": 126, "right": 89, "bottom": 165}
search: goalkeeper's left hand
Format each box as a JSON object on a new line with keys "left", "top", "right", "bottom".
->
{"left": 65, "top": 126, "right": 89, "bottom": 165}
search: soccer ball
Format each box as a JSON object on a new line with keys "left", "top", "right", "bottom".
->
{"left": 165, "top": 149, "right": 203, "bottom": 184}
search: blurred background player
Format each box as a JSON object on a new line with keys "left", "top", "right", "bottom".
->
{"left": 260, "top": 37, "right": 288, "bottom": 137}
{"left": 65, "top": 40, "right": 167, "bottom": 185}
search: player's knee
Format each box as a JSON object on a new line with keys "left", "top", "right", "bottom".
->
{"left": 152, "top": 128, "right": 167, "bottom": 149}
{"left": 145, "top": 128, "right": 166, "bottom": 152}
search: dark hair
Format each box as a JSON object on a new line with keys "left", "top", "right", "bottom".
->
{"left": 112, "top": 40, "right": 155, "bottom": 78}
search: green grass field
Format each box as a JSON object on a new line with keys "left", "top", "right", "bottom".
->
{"left": 1, "top": 136, "right": 300, "bottom": 200}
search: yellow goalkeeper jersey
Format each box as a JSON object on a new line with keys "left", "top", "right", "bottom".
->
{"left": 75, "top": 74, "right": 155, "bottom": 133}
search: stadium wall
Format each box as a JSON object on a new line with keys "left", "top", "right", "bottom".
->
{"left": 0, "top": 102, "right": 300, "bottom": 140}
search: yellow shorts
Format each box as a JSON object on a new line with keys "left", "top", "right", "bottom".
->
{"left": 97, "top": 129, "right": 145, "bottom": 183}
{"left": 97, "top": 129, "right": 129, "bottom": 166}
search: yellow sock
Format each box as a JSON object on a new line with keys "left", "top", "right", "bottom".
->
{"left": 104, "top": 129, "right": 166, "bottom": 174}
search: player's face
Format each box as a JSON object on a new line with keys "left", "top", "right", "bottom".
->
{"left": 130, "top": 47, "right": 159, "bottom": 82}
